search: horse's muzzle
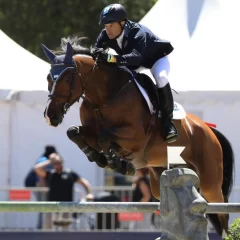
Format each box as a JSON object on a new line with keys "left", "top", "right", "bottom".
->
{"left": 45, "top": 115, "right": 63, "bottom": 127}
{"left": 50, "top": 118, "right": 60, "bottom": 127}
{"left": 44, "top": 105, "right": 64, "bottom": 127}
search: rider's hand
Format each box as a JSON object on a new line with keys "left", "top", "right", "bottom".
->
{"left": 98, "top": 52, "right": 117, "bottom": 63}
{"left": 90, "top": 47, "right": 105, "bottom": 59}
{"left": 85, "top": 193, "right": 94, "bottom": 201}
{"left": 90, "top": 47, "right": 117, "bottom": 63}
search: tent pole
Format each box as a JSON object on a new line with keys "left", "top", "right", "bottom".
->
{"left": 7, "top": 98, "right": 15, "bottom": 187}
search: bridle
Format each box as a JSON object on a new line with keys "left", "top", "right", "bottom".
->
{"left": 47, "top": 58, "right": 97, "bottom": 115}
{"left": 47, "top": 55, "right": 132, "bottom": 123}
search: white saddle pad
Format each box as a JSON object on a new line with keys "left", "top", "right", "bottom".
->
{"left": 134, "top": 79, "right": 186, "bottom": 120}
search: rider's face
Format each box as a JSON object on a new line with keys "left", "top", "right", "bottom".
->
{"left": 105, "top": 22, "right": 123, "bottom": 39}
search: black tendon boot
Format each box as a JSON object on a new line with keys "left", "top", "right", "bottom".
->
{"left": 157, "top": 83, "right": 178, "bottom": 143}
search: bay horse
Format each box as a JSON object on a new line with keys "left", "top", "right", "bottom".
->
{"left": 41, "top": 38, "right": 234, "bottom": 237}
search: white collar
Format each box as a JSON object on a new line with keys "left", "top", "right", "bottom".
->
{"left": 116, "top": 30, "right": 125, "bottom": 49}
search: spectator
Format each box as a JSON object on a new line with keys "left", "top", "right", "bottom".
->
{"left": 34, "top": 153, "right": 93, "bottom": 229}
{"left": 130, "top": 168, "right": 152, "bottom": 230}
{"left": 132, "top": 168, "right": 151, "bottom": 203}
{"left": 24, "top": 145, "right": 57, "bottom": 188}
{"left": 24, "top": 145, "right": 57, "bottom": 229}
{"left": 113, "top": 172, "right": 131, "bottom": 186}
{"left": 35, "top": 145, "right": 57, "bottom": 187}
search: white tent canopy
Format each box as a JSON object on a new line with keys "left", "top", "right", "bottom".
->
{"left": 139, "top": 0, "right": 240, "bottom": 223}
{"left": 0, "top": 30, "right": 50, "bottom": 103}
{"left": 0, "top": 29, "right": 49, "bottom": 91}
{"left": 0, "top": 30, "right": 103, "bottom": 189}
{"left": 140, "top": 0, "right": 240, "bottom": 92}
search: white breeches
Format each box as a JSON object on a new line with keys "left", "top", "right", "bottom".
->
{"left": 150, "top": 56, "right": 170, "bottom": 88}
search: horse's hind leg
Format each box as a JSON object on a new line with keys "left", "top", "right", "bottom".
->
{"left": 148, "top": 167, "right": 166, "bottom": 200}
{"left": 103, "top": 142, "right": 135, "bottom": 176}
{"left": 196, "top": 143, "right": 228, "bottom": 237}
{"left": 200, "top": 174, "right": 229, "bottom": 237}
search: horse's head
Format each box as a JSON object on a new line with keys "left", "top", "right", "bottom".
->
{"left": 42, "top": 38, "right": 129, "bottom": 127}
{"left": 42, "top": 42, "right": 84, "bottom": 127}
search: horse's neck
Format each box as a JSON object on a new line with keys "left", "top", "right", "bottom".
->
{"left": 85, "top": 65, "right": 128, "bottom": 106}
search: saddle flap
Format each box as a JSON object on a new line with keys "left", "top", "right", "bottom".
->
{"left": 134, "top": 73, "right": 186, "bottom": 120}
{"left": 135, "top": 73, "right": 159, "bottom": 110}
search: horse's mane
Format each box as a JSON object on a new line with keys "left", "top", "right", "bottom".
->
{"left": 53, "top": 36, "right": 122, "bottom": 72}
{"left": 53, "top": 36, "right": 93, "bottom": 56}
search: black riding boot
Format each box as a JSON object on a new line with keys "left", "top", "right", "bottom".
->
{"left": 157, "top": 83, "right": 178, "bottom": 143}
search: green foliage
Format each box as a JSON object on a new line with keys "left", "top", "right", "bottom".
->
{"left": 225, "top": 218, "right": 240, "bottom": 240}
{"left": 0, "top": 0, "right": 157, "bottom": 60}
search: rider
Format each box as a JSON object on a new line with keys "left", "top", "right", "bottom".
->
{"left": 92, "top": 3, "right": 178, "bottom": 143}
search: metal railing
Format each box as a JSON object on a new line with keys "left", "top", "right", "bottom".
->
{"left": 0, "top": 186, "right": 155, "bottom": 231}
{"left": 0, "top": 186, "right": 238, "bottom": 232}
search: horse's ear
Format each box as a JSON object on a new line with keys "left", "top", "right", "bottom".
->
{"left": 64, "top": 42, "right": 73, "bottom": 64}
{"left": 41, "top": 44, "right": 56, "bottom": 63}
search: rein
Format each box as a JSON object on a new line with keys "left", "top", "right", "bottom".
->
{"left": 48, "top": 56, "right": 133, "bottom": 125}
{"left": 80, "top": 58, "right": 133, "bottom": 126}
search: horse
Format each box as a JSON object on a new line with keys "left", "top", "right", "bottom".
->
{"left": 41, "top": 37, "right": 234, "bottom": 237}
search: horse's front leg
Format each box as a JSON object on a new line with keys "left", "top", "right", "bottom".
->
{"left": 95, "top": 127, "right": 136, "bottom": 175}
{"left": 67, "top": 125, "right": 135, "bottom": 176}
{"left": 66, "top": 125, "right": 108, "bottom": 168}
{"left": 97, "top": 124, "right": 146, "bottom": 175}
{"left": 102, "top": 143, "right": 135, "bottom": 176}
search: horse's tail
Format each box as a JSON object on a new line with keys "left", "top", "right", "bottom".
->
{"left": 210, "top": 127, "right": 235, "bottom": 200}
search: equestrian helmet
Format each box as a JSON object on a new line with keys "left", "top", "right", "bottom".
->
{"left": 99, "top": 4, "right": 127, "bottom": 25}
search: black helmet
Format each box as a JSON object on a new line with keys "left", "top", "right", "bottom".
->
{"left": 99, "top": 4, "right": 127, "bottom": 25}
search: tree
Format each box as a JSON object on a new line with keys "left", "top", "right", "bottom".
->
{"left": 0, "top": 0, "right": 157, "bottom": 59}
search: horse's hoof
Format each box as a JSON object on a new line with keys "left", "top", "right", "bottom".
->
{"left": 126, "top": 161, "right": 135, "bottom": 176}
{"left": 67, "top": 125, "right": 80, "bottom": 139}
{"left": 95, "top": 153, "right": 108, "bottom": 168}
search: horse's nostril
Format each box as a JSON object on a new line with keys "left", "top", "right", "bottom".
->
{"left": 50, "top": 118, "right": 60, "bottom": 127}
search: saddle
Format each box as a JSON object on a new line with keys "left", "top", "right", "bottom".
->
{"left": 118, "top": 66, "right": 159, "bottom": 111}
{"left": 134, "top": 72, "right": 159, "bottom": 111}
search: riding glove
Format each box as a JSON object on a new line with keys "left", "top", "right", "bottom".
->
{"left": 99, "top": 52, "right": 117, "bottom": 63}
{"left": 91, "top": 47, "right": 116, "bottom": 63}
